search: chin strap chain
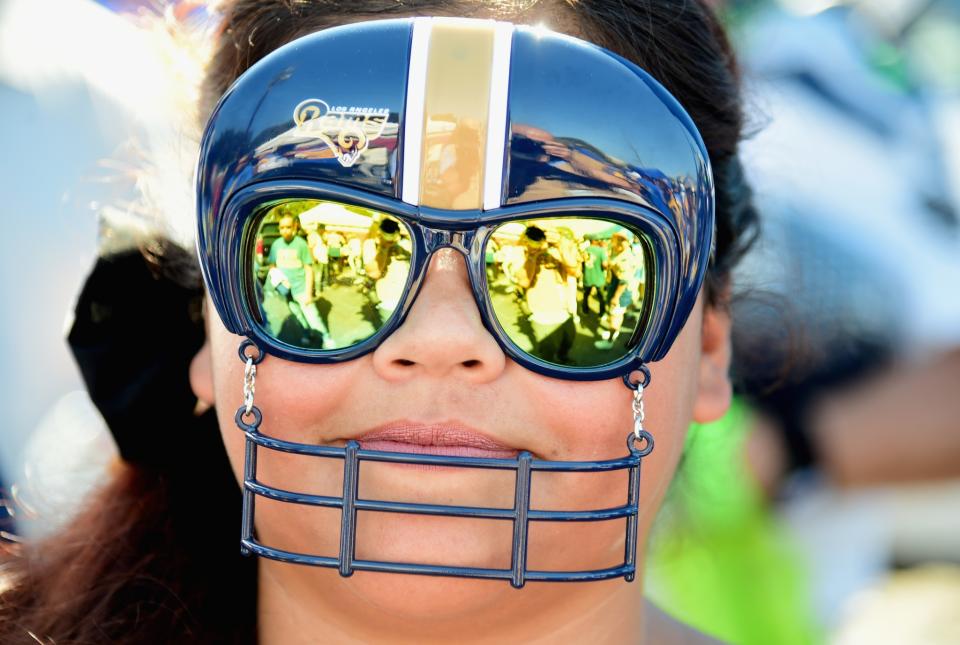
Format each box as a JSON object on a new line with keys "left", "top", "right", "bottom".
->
{"left": 632, "top": 383, "right": 646, "bottom": 440}
{"left": 243, "top": 353, "right": 257, "bottom": 414}
{"left": 623, "top": 365, "right": 654, "bottom": 454}
{"left": 239, "top": 339, "right": 264, "bottom": 415}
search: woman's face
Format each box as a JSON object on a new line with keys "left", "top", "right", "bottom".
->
{"left": 193, "top": 246, "right": 731, "bottom": 623}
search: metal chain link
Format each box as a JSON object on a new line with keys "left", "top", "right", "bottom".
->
{"left": 243, "top": 356, "right": 257, "bottom": 415}
{"left": 632, "top": 382, "right": 645, "bottom": 439}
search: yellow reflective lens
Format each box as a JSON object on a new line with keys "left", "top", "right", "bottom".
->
{"left": 250, "top": 199, "right": 412, "bottom": 350}
{"left": 487, "top": 218, "right": 647, "bottom": 367}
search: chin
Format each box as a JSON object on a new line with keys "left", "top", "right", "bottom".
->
{"left": 340, "top": 568, "right": 513, "bottom": 623}
{"left": 255, "top": 503, "right": 518, "bottom": 616}
{"left": 355, "top": 512, "right": 514, "bottom": 569}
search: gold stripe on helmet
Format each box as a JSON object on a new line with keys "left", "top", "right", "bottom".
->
{"left": 418, "top": 20, "right": 496, "bottom": 210}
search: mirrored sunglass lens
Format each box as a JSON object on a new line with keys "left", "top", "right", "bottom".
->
{"left": 487, "top": 218, "right": 647, "bottom": 368}
{"left": 250, "top": 199, "right": 412, "bottom": 351}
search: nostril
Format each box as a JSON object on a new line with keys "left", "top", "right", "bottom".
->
{"left": 395, "top": 359, "right": 416, "bottom": 367}
{"left": 462, "top": 360, "right": 480, "bottom": 368}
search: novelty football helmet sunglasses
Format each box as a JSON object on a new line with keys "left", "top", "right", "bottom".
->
{"left": 198, "top": 17, "right": 713, "bottom": 587}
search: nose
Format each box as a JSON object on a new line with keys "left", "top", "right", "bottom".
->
{"left": 372, "top": 248, "right": 505, "bottom": 383}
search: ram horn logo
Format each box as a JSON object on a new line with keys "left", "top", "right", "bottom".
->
{"left": 293, "top": 99, "right": 390, "bottom": 168}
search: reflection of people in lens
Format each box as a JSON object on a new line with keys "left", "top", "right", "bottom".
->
{"left": 582, "top": 238, "right": 609, "bottom": 316}
{"left": 362, "top": 218, "right": 411, "bottom": 313}
{"left": 517, "top": 225, "right": 576, "bottom": 363}
{"left": 306, "top": 224, "right": 329, "bottom": 294}
{"left": 266, "top": 214, "right": 332, "bottom": 347}
{"left": 555, "top": 227, "right": 584, "bottom": 323}
{"left": 485, "top": 237, "right": 500, "bottom": 284}
{"left": 595, "top": 230, "right": 639, "bottom": 350}
{"left": 323, "top": 229, "right": 346, "bottom": 282}
{"left": 630, "top": 237, "right": 646, "bottom": 304}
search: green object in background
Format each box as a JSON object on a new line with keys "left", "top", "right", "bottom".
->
{"left": 645, "top": 398, "right": 821, "bottom": 645}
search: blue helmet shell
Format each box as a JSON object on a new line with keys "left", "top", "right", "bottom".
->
{"left": 197, "top": 18, "right": 714, "bottom": 367}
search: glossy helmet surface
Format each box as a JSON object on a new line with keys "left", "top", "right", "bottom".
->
{"left": 197, "top": 17, "right": 714, "bottom": 372}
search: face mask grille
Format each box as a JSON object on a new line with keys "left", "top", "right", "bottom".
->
{"left": 234, "top": 403, "right": 653, "bottom": 588}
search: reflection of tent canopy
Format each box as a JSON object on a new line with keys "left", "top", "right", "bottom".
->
{"left": 298, "top": 201, "right": 372, "bottom": 232}
{"left": 494, "top": 222, "right": 528, "bottom": 238}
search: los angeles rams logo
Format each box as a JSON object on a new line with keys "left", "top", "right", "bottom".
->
{"left": 293, "top": 99, "right": 390, "bottom": 168}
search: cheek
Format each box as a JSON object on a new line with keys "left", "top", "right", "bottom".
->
{"left": 638, "top": 304, "right": 705, "bottom": 516}
{"left": 525, "top": 377, "right": 630, "bottom": 460}
{"left": 208, "top": 320, "right": 372, "bottom": 568}
{"left": 515, "top": 379, "right": 634, "bottom": 571}
{"left": 208, "top": 325, "right": 249, "bottom": 487}
{"left": 207, "top": 318, "right": 366, "bottom": 494}
{"left": 515, "top": 350, "right": 699, "bottom": 569}
{"left": 520, "top": 302, "right": 704, "bottom": 559}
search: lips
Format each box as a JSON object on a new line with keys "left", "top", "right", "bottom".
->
{"left": 356, "top": 423, "right": 520, "bottom": 459}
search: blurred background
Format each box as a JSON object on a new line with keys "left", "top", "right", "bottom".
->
{"left": 1, "top": 0, "right": 958, "bottom": 643}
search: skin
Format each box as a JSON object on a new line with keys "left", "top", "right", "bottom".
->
{"left": 190, "top": 247, "right": 733, "bottom": 644}
{"left": 278, "top": 216, "right": 297, "bottom": 244}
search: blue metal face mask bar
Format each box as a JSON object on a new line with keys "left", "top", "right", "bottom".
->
{"left": 234, "top": 341, "right": 655, "bottom": 587}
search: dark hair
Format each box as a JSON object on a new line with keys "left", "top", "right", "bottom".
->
{"left": 1, "top": 2, "right": 758, "bottom": 643}
{"left": 523, "top": 225, "right": 547, "bottom": 242}
{"left": 379, "top": 218, "right": 401, "bottom": 235}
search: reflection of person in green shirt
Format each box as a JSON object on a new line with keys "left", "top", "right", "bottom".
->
{"left": 582, "top": 239, "right": 608, "bottom": 316}
{"left": 266, "top": 215, "right": 330, "bottom": 346}
{"left": 268, "top": 215, "right": 314, "bottom": 303}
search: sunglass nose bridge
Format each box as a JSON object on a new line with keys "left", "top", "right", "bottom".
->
{"left": 422, "top": 227, "right": 471, "bottom": 256}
